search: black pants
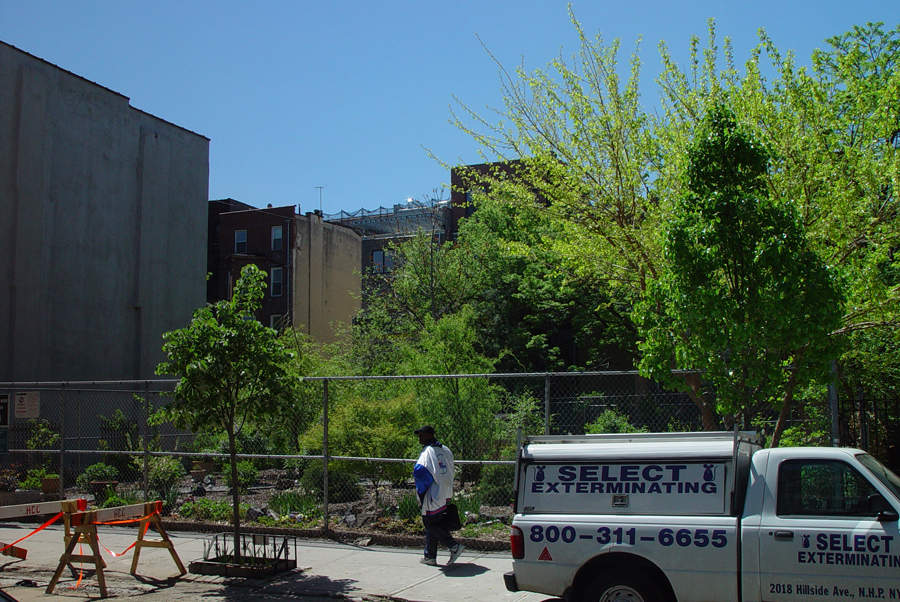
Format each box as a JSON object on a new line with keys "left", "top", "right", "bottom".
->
{"left": 422, "top": 511, "right": 457, "bottom": 559}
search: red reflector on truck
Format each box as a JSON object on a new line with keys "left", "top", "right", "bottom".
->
{"left": 510, "top": 526, "right": 524, "bottom": 559}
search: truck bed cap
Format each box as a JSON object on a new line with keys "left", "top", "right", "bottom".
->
{"left": 522, "top": 431, "right": 761, "bottom": 462}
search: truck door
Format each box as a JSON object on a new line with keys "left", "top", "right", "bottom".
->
{"left": 757, "top": 458, "right": 900, "bottom": 602}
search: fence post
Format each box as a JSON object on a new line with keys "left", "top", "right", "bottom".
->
{"left": 322, "top": 378, "right": 329, "bottom": 534}
{"left": 60, "top": 383, "right": 67, "bottom": 493}
{"left": 143, "top": 382, "right": 150, "bottom": 501}
{"left": 829, "top": 361, "right": 840, "bottom": 447}
{"left": 544, "top": 374, "right": 551, "bottom": 435}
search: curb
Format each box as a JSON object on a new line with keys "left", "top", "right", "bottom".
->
{"left": 164, "top": 520, "right": 511, "bottom": 552}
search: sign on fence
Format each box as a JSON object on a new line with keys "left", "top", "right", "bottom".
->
{"left": 14, "top": 391, "right": 39, "bottom": 420}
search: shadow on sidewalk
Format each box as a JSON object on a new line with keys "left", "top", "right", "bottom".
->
{"left": 439, "top": 563, "right": 489, "bottom": 577}
{"left": 204, "top": 569, "right": 362, "bottom": 600}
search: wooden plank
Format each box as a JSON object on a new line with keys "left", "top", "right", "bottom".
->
{"left": 70, "top": 501, "right": 162, "bottom": 525}
{"left": 0, "top": 498, "right": 85, "bottom": 520}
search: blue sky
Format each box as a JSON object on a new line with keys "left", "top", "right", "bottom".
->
{"left": 2, "top": 1, "right": 898, "bottom": 216}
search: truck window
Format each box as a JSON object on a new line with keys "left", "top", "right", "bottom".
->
{"left": 777, "top": 459, "right": 879, "bottom": 517}
{"left": 857, "top": 453, "right": 900, "bottom": 500}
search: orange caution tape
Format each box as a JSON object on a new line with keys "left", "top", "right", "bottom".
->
{"left": 97, "top": 520, "right": 151, "bottom": 557}
{"left": 0, "top": 512, "right": 63, "bottom": 553}
{"left": 69, "top": 543, "right": 85, "bottom": 589}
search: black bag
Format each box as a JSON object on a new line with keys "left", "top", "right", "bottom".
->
{"left": 444, "top": 502, "right": 462, "bottom": 531}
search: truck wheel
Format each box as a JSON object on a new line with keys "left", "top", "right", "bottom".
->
{"left": 583, "top": 569, "right": 665, "bottom": 602}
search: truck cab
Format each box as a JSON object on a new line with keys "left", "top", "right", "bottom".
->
{"left": 742, "top": 446, "right": 900, "bottom": 602}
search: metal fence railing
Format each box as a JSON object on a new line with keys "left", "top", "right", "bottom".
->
{"left": 0, "top": 372, "right": 882, "bottom": 538}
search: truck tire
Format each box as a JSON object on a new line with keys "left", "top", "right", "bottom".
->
{"left": 583, "top": 568, "right": 666, "bottom": 602}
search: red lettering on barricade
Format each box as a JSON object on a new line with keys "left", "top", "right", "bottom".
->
{"left": 0, "top": 499, "right": 87, "bottom": 561}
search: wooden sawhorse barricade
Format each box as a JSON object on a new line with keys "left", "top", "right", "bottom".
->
{"left": 0, "top": 499, "right": 87, "bottom": 559}
{"left": 47, "top": 500, "right": 186, "bottom": 598}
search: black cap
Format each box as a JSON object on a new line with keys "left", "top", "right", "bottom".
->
{"left": 414, "top": 425, "right": 435, "bottom": 435}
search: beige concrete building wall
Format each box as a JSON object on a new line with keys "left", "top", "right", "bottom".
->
{"left": 0, "top": 41, "right": 209, "bottom": 381}
{"left": 293, "top": 212, "right": 361, "bottom": 343}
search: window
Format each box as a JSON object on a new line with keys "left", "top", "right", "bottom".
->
{"left": 270, "top": 266, "right": 283, "bottom": 297}
{"left": 777, "top": 459, "right": 880, "bottom": 517}
{"left": 234, "top": 230, "right": 247, "bottom": 254}
{"left": 271, "top": 225, "right": 283, "bottom": 251}
{"left": 858, "top": 453, "right": 900, "bottom": 500}
{"left": 269, "top": 314, "right": 283, "bottom": 330}
{"left": 372, "top": 250, "right": 393, "bottom": 274}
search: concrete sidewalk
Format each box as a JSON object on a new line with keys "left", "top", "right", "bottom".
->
{"left": 0, "top": 522, "right": 557, "bottom": 602}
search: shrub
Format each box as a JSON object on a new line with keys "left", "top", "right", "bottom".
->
{"left": 299, "top": 462, "right": 362, "bottom": 503}
{"left": 397, "top": 492, "right": 420, "bottom": 521}
{"left": 478, "top": 463, "right": 514, "bottom": 506}
{"left": 0, "top": 469, "right": 19, "bottom": 492}
{"left": 100, "top": 488, "right": 140, "bottom": 509}
{"left": 179, "top": 499, "right": 249, "bottom": 522}
{"left": 19, "top": 467, "right": 49, "bottom": 491}
{"left": 585, "top": 409, "right": 647, "bottom": 434}
{"left": 269, "top": 490, "right": 321, "bottom": 518}
{"left": 97, "top": 409, "right": 143, "bottom": 476}
{"left": 283, "top": 456, "right": 311, "bottom": 478}
{"left": 25, "top": 418, "right": 60, "bottom": 471}
{"left": 455, "top": 493, "right": 483, "bottom": 517}
{"left": 76, "top": 462, "right": 119, "bottom": 491}
{"left": 222, "top": 460, "right": 258, "bottom": 494}
{"left": 149, "top": 456, "right": 186, "bottom": 496}
{"left": 214, "top": 430, "right": 281, "bottom": 470}
{"left": 148, "top": 455, "right": 186, "bottom": 513}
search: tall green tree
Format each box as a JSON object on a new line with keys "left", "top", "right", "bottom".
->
{"left": 155, "top": 265, "right": 295, "bottom": 562}
{"left": 636, "top": 106, "right": 844, "bottom": 443}
{"left": 453, "top": 13, "right": 900, "bottom": 433}
{"left": 451, "top": 11, "right": 663, "bottom": 299}
{"left": 454, "top": 180, "right": 638, "bottom": 371}
{"left": 399, "top": 306, "right": 500, "bottom": 474}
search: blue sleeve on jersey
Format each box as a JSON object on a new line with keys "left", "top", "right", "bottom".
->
{"left": 414, "top": 462, "right": 434, "bottom": 495}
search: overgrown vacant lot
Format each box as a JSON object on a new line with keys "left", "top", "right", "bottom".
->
{"left": 68, "top": 462, "right": 514, "bottom": 547}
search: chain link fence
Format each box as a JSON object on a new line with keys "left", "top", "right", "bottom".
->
{"left": 0, "top": 372, "right": 871, "bottom": 537}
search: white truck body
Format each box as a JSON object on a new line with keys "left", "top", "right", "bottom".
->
{"left": 504, "top": 432, "right": 900, "bottom": 602}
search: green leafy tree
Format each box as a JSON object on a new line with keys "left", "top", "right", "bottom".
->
{"left": 303, "top": 392, "right": 418, "bottom": 502}
{"left": 454, "top": 13, "right": 900, "bottom": 435}
{"left": 636, "top": 106, "right": 844, "bottom": 444}
{"left": 451, "top": 12, "right": 662, "bottom": 301}
{"left": 155, "top": 264, "right": 295, "bottom": 563}
{"left": 657, "top": 22, "right": 900, "bottom": 407}
{"left": 264, "top": 330, "right": 334, "bottom": 456}
{"left": 455, "top": 182, "right": 640, "bottom": 371}
{"left": 399, "top": 306, "right": 501, "bottom": 480}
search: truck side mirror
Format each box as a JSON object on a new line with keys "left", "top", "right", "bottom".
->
{"left": 878, "top": 509, "right": 899, "bottom": 523}
{"left": 868, "top": 494, "right": 899, "bottom": 522}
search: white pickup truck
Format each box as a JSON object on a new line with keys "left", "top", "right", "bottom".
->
{"left": 503, "top": 431, "right": 900, "bottom": 602}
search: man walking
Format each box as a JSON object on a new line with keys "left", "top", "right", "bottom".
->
{"left": 413, "top": 425, "right": 464, "bottom": 566}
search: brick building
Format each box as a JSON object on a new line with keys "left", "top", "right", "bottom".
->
{"left": 210, "top": 203, "right": 361, "bottom": 343}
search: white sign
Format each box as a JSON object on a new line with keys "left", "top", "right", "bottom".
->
{"left": 522, "top": 462, "right": 727, "bottom": 515}
{"left": 14, "top": 392, "right": 40, "bottom": 420}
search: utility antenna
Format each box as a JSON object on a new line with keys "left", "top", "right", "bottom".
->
{"left": 314, "top": 186, "right": 326, "bottom": 213}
